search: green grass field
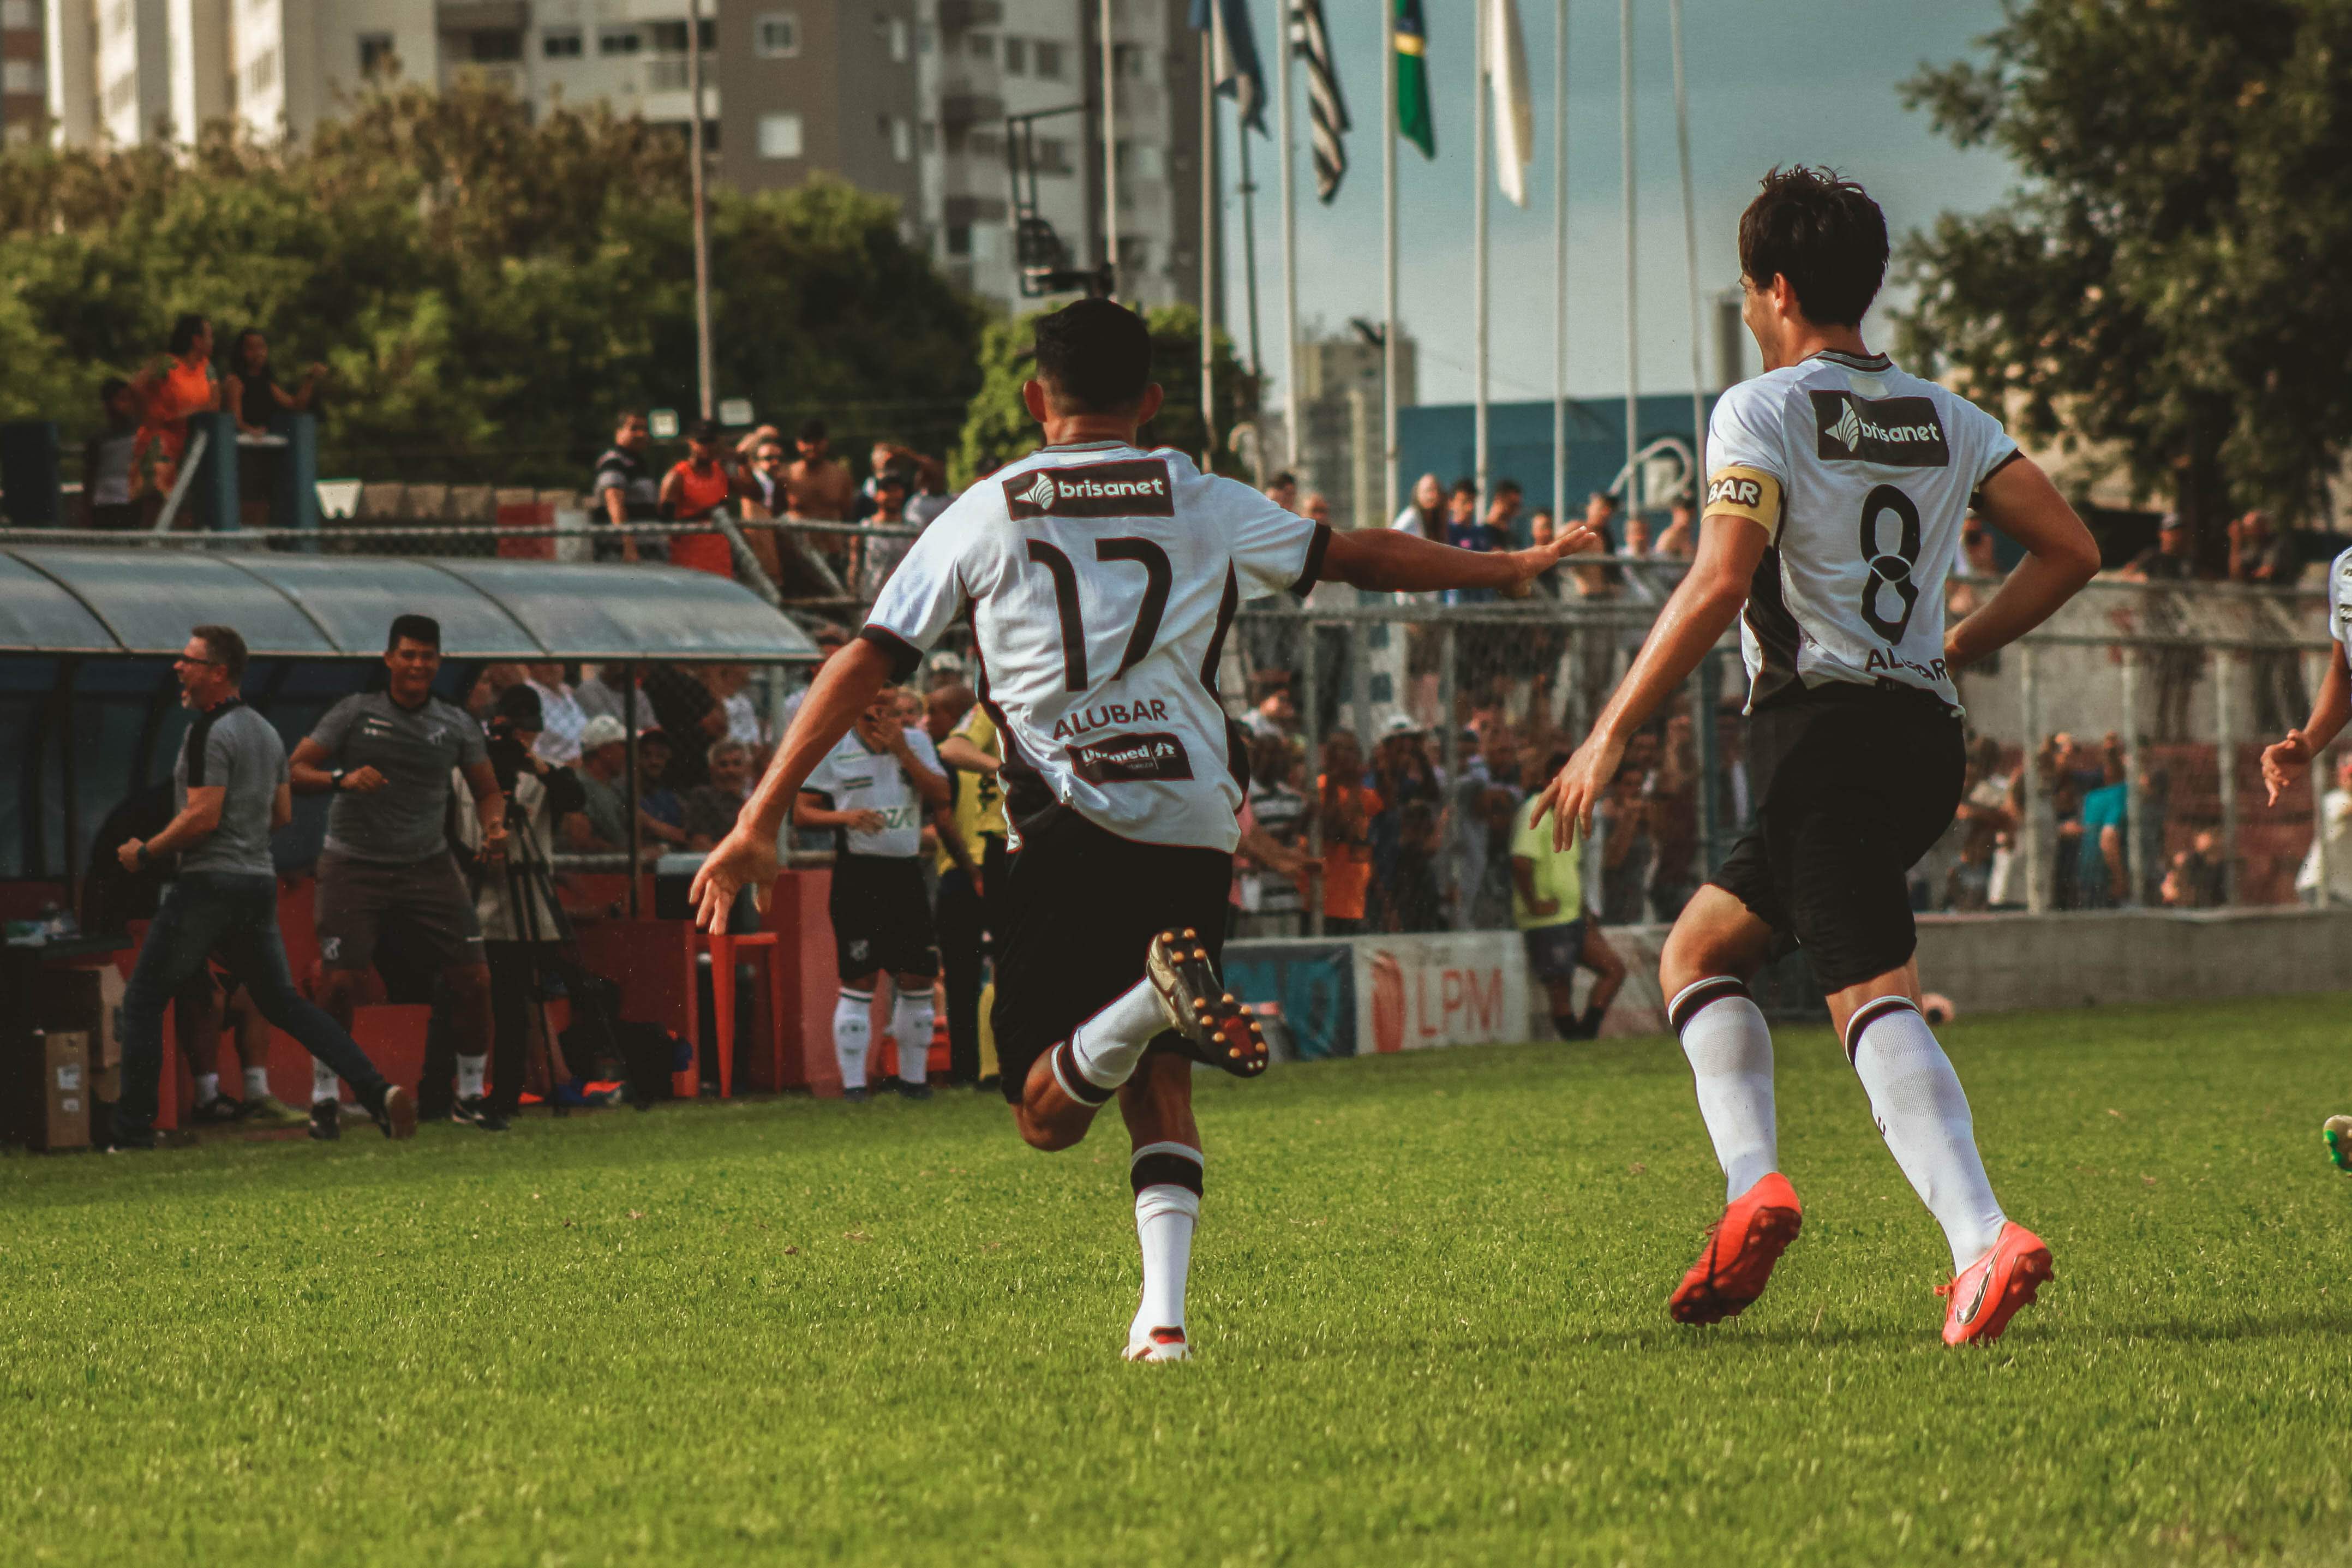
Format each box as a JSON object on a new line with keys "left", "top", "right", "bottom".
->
{"left": 5, "top": 995, "right": 2350, "bottom": 1566}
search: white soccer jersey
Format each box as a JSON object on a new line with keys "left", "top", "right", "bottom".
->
{"left": 2327, "top": 547, "right": 2352, "bottom": 662}
{"left": 862, "top": 440, "right": 1328, "bottom": 854}
{"left": 1704, "top": 349, "right": 2020, "bottom": 712}
{"left": 800, "top": 727, "right": 942, "bottom": 858}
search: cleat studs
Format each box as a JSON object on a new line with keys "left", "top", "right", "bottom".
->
{"left": 1222, "top": 993, "right": 1235, "bottom": 1004}
{"left": 1183, "top": 929, "right": 1196, "bottom": 938}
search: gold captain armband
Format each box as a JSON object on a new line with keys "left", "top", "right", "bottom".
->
{"left": 1703, "top": 465, "right": 1783, "bottom": 538}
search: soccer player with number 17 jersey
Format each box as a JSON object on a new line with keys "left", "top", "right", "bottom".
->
{"left": 694, "top": 298, "right": 1590, "bottom": 1361}
{"left": 1534, "top": 167, "right": 2103, "bottom": 1345}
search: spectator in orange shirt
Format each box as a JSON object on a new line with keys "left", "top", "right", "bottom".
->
{"left": 1317, "top": 730, "right": 1383, "bottom": 936}
{"left": 658, "top": 419, "right": 737, "bottom": 579}
{"left": 132, "top": 314, "right": 222, "bottom": 498}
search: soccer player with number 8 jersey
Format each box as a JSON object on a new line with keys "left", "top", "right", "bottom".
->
{"left": 694, "top": 298, "right": 1590, "bottom": 1361}
{"left": 1533, "top": 166, "right": 2103, "bottom": 1345}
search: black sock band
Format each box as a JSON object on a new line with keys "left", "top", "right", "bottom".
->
{"left": 1842, "top": 995, "right": 1920, "bottom": 1063}
{"left": 1131, "top": 1147, "right": 1205, "bottom": 1196}
{"left": 1049, "top": 1040, "right": 1116, "bottom": 1106}
{"left": 1667, "top": 975, "right": 1750, "bottom": 1036}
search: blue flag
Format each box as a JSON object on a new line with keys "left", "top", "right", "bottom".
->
{"left": 1190, "top": 0, "right": 1269, "bottom": 135}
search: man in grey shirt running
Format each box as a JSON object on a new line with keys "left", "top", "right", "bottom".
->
{"left": 290, "top": 614, "right": 510, "bottom": 1134}
{"left": 111, "top": 624, "right": 416, "bottom": 1149}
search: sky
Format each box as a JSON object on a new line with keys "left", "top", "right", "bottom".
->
{"left": 1206, "top": 0, "right": 2021, "bottom": 409}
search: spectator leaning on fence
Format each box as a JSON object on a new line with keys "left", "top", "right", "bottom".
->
{"left": 131, "top": 313, "right": 221, "bottom": 499}
{"left": 83, "top": 378, "right": 142, "bottom": 530}
{"left": 658, "top": 419, "right": 737, "bottom": 579}
{"left": 593, "top": 411, "right": 662, "bottom": 564}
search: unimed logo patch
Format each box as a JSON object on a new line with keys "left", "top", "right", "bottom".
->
{"left": 1002, "top": 458, "right": 1177, "bottom": 519}
{"left": 1067, "top": 731, "right": 1194, "bottom": 784}
{"left": 1809, "top": 391, "right": 1950, "bottom": 468}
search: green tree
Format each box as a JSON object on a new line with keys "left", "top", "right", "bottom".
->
{"left": 0, "top": 84, "right": 984, "bottom": 488}
{"left": 953, "top": 304, "right": 1259, "bottom": 487}
{"left": 1896, "top": 0, "right": 2352, "bottom": 542}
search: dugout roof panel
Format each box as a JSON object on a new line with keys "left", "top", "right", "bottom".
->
{"left": 0, "top": 547, "right": 818, "bottom": 664}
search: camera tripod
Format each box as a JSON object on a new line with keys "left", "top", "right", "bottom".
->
{"left": 496, "top": 798, "right": 575, "bottom": 1116}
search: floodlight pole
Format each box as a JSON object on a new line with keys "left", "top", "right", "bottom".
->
{"left": 687, "top": 0, "right": 716, "bottom": 420}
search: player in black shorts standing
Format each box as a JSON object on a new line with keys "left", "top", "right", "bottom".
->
{"left": 1534, "top": 168, "right": 2100, "bottom": 1345}
{"left": 692, "top": 298, "right": 1589, "bottom": 1361}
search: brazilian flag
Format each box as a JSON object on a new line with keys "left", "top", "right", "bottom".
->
{"left": 1395, "top": 0, "right": 1435, "bottom": 158}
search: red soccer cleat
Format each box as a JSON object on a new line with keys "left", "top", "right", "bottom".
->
{"left": 1668, "top": 1172, "right": 1804, "bottom": 1326}
{"left": 1938, "top": 1222, "right": 2052, "bottom": 1346}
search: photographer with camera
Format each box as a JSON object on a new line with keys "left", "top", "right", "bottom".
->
{"left": 289, "top": 614, "right": 506, "bottom": 1139}
{"left": 434, "top": 684, "right": 590, "bottom": 1126}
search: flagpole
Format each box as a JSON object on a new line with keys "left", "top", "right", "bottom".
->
{"left": 1383, "top": 0, "right": 1399, "bottom": 526}
{"left": 1103, "top": 0, "right": 1119, "bottom": 287}
{"left": 1278, "top": 0, "right": 1302, "bottom": 481}
{"left": 1239, "top": 113, "right": 1265, "bottom": 382}
{"left": 1553, "top": 0, "right": 1567, "bottom": 525}
{"left": 1474, "top": 0, "right": 1490, "bottom": 516}
{"left": 1202, "top": 30, "right": 1218, "bottom": 460}
{"left": 1668, "top": 0, "right": 1705, "bottom": 480}
{"left": 1618, "top": 0, "right": 1636, "bottom": 511}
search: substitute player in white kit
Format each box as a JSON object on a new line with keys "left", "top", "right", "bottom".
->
{"left": 796, "top": 685, "right": 950, "bottom": 1101}
{"left": 2259, "top": 547, "right": 2352, "bottom": 1174}
{"left": 694, "top": 298, "right": 1589, "bottom": 1360}
{"left": 1535, "top": 167, "right": 2102, "bottom": 1345}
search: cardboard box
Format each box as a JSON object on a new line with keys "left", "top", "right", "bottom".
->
{"left": 38, "top": 965, "right": 125, "bottom": 1070}
{"left": 32, "top": 1030, "right": 91, "bottom": 1151}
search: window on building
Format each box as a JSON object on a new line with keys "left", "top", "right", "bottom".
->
{"left": 1113, "top": 43, "right": 1148, "bottom": 77}
{"left": 649, "top": 19, "right": 717, "bottom": 53}
{"left": 1, "top": 0, "right": 38, "bottom": 27}
{"left": 1002, "top": 37, "right": 1027, "bottom": 74}
{"left": 1036, "top": 136, "right": 1072, "bottom": 175}
{"left": 966, "top": 33, "right": 994, "bottom": 61}
{"left": 890, "top": 116, "right": 913, "bottom": 163}
{"left": 468, "top": 29, "right": 523, "bottom": 63}
{"left": 244, "top": 46, "right": 277, "bottom": 95}
{"left": 757, "top": 112, "right": 804, "bottom": 159}
{"left": 967, "top": 129, "right": 1002, "bottom": 161}
{"left": 599, "top": 25, "right": 642, "bottom": 56}
{"left": 887, "top": 17, "right": 909, "bottom": 61}
{"left": 1033, "top": 40, "right": 1064, "bottom": 79}
{"left": 756, "top": 12, "right": 799, "bottom": 56}
{"left": 1115, "top": 140, "right": 1164, "bottom": 181}
{"left": 1117, "top": 236, "right": 1151, "bottom": 273}
{"left": 945, "top": 225, "right": 972, "bottom": 258}
{"left": 542, "top": 27, "right": 583, "bottom": 58}
{"left": 357, "top": 32, "right": 396, "bottom": 76}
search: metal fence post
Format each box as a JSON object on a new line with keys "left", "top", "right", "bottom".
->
{"left": 2120, "top": 647, "right": 2143, "bottom": 905}
{"left": 2216, "top": 647, "right": 2239, "bottom": 906}
{"left": 1301, "top": 609, "right": 1324, "bottom": 937}
{"left": 1350, "top": 609, "right": 1373, "bottom": 739}
{"left": 2020, "top": 644, "right": 2046, "bottom": 913}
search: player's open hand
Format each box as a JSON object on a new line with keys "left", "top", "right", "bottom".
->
{"left": 1504, "top": 524, "right": 1600, "bottom": 594}
{"left": 2261, "top": 730, "right": 2312, "bottom": 807}
{"left": 1529, "top": 728, "right": 1625, "bottom": 851}
{"left": 690, "top": 824, "right": 780, "bottom": 931}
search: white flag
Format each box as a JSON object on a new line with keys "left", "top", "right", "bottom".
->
{"left": 1486, "top": 0, "right": 1535, "bottom": 207}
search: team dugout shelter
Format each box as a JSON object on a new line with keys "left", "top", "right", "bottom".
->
{"left": 0, "top": 545, "right": 837, "bottom": 1121}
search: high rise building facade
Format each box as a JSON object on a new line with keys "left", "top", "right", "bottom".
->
{"left": 3, "top": 0, "right": 44, "bottom": 144}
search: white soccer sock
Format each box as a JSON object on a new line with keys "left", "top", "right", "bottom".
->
{"left": 1064, "top": 978, "right": 1169, "bottom": 1093}
{"left": 194, "top": 1072, "right": 220, "bottom": 1106}
{"left": 1669, "top": 978, "right": 1780, "bottom": 1202}
{"left": 312, "top": 1057, "right": 339, "bottom": 1104}
{"left": 891, "top": 994, "right": 935, "bottom": 1086}
{"left": 242, "top": 1066, "right": 271, "bottom": 1101}
{"left": 456, "top": 1054, "right": 488, "bottom": 1101}
{"left": 1129, "top": 1142, "right": 1203, "bottom": 1340}
{"left": 1848, "top": 997, "right": 2009, "bottom": 1274}
{"left": 834, "top": 989, "right": 873, "bottom": 1091}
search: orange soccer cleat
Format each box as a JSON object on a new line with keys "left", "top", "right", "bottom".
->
{"left": 1668, "top": 1172, "right": 1804, "bottom": 1326}
{"left": 1938, "top": 1221, "right": 2052, "bottom": 1346}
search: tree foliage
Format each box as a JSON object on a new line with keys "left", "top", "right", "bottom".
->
{"left": 1895, "top": 0, "right": 2352, "bottom": 537}
{"left": 0, "top": 85, "right": 984, "bottom": 486}
{"left": 953, "top": 304, "right": 1260, "bottom": 487}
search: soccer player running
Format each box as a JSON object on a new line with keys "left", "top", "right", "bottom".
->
{"left": 1532, "top": 169, "right": 2100, "bottom": 1346}
{"left": 693, "top": 298, "right": 1587, "bottom": 1361}
{"left": 2258, "top": 549, "right": 2352, "bottom": 1174}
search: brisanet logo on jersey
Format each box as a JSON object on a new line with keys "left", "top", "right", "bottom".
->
{"left": 1003, "top": 458, "right": 1178, "bottom": 519}
{"left": 1809, "top": 391, "right": 1950, "bottom": 468}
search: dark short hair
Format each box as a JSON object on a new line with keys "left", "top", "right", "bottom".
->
{"left": 686, "top": 417, "right": 719, "bottom": 444}
{"left": 167, "top": 313, "right": 209, "bottom": 356}
{"left": 1545, "top": 750, "right": 1572, "bottom": 778}
{"left": 191, "top": 624, "right": 247, "bottom": 681}
{"left": 616, "top": 409, "right": 648, "bottom": 429}
{"left": 1032, "top": 298, "right": 1153, "bottom": 414}
{"left": 797, "top": 417, "right": 828, "bottom": 443}
{"left": 1268, "top": 471, "right": 1296, "bottom": 489}
{"left": 1494, "top": 479, "right": 1523, "bottom": 500}
{"left": 387, "top": 614, "right": 442, "bottom": 653}
{"left": 99, "top": 376, "right": 130, "bottom": 403}
{"left": 1590, "top": 489, "right": 1619, "bottom": 509}
{"left": 876, "top": 464, "right": 913, "bottom": 492}
{"left": 1738, "top": 165, "right": 1889, "bottom": 328}
{"left": 494, "top": 683, "right": 543, "bottom": 729}
{"left": 1450, "top": 477, "right": 1478, "bottom": 499}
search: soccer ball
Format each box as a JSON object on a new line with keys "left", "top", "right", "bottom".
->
{"left": 1920, "top": 992, "right": 1957, "bottom": 1026}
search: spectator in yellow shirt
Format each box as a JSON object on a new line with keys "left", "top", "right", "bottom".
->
{"left": 1511, "top": 751, "right": 1626, "bottom": 1040}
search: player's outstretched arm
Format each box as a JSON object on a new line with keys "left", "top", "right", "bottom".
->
{"left": 2264, "top": 644, "right": 2350, "bottom": 807}
{"left": 1320, "top": 521, "right": 1595, "bottom": 595}
{"left": 1532, "top": 515, "right": 1767, "bottom": 849}
{"left": 1943, "top": 457, "right": 2101, "bottom": 672}
{"left": 690, "top": 637, "right": 895, "bottom": 929}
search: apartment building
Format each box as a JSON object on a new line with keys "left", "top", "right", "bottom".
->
{"left": 3, "top": 0, "right": 44, "bottom": 143}
{"left": 1293, "top": 329, "right": 1419, "bottom": 526}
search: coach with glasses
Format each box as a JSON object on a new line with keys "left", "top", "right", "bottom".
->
{"left": 110, "top": 625, "right": 418, "bottom": 1149}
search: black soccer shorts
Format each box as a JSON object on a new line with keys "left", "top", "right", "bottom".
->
{"left": 989, "top": 809, "right": 1234, "bottom": 1104}
{"left": 1706, "top": 680, "right": 1965, "bottom": 994}
{"left": 829, "top": 852, "right": 941, "bottom": 983}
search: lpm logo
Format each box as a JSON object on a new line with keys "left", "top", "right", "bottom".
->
{"left": 1810, "top": 391, "right": 1950, "bottom": 468}
{"left": 1003, "top": 458, "right": 1177, "bottom": 520}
